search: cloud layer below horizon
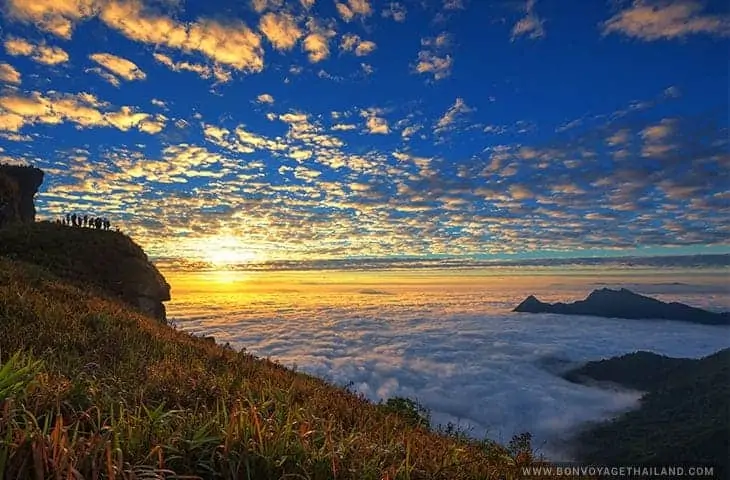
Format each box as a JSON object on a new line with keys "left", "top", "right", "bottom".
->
{"left": 166, "top": 272, "right": 730, "bottom": 459}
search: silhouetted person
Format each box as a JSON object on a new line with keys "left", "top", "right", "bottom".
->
{"left": 104, "top": 218, "right": 110, "bottom": 230}
{"left": 83, "top": 215, "right": 88, "bottom": 227}
{"left": 95, "top": 217, "right": 102, "bottom": 229}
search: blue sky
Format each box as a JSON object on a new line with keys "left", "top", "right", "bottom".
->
{"left": 0, "top": 0, "right": 728, "bottom": 264}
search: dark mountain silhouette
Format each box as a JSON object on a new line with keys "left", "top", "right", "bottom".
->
{"left": 513, "top": 288, "right": 730, "bottom": 325}
{"left": 564, "top": 348, "right": 730, "bottom": 475}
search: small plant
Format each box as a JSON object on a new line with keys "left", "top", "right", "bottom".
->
{"left": 0, "top": 351, "right": 42, "bottom": 402}
{"left": 382, "top": 397, "right": 431, "bottom": 429}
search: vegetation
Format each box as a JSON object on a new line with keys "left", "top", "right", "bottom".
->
{"left": 562, "top": 350, "right": 697, "bottom": 391}
{"left": 0, "top": 223, "right": 539, "bottom": 479}
{"left": 567, "top": 349, "right": 729, "bottom": 477}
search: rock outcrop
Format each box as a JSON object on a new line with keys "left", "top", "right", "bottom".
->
{"left": 513, "top": 288, "right": 730, "bottom": 325}
{"left": 0, "top": 221, "right": 171, "bottom": 323}
{"left": 0, "top": 165, "right": 44, "bottom": 227}
{"left": 0, "top": 165, "right": 171, "bottom": 323}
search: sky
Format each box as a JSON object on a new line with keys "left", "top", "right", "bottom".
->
{"left": 0, "top": 0, "right": 728, "bottom": 265}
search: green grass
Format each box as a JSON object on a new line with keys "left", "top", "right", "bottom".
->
{"left": 0, "top": 224, "right": 541, "bottom": 479}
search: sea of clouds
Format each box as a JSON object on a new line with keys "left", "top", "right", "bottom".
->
{"left": 167, "top": 277, "right": 730, "bottom": 460}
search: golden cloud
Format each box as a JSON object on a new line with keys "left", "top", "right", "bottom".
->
{"left": 0, "top": 63, "right": 22, "bottom": 85}
{"left": 4, "top": 36, "right": 70, "bottom": 65}
{"left": 3, "top": 0, "right": 97, "bottom": 39}
{"left": 414, "top": 51, "right": 452, "bottom": 80}
{"left": 5, "top": 0, "right": 265, "bottom": 73}
{"left": 90, "top": 52, "right": 146, "bottom": 81}
{"left": 257, "top": 93, "right": 275, "bottom": 103}
{"left": 340, "top": 34, "right": 377, "bottom": 56}
{"left": 259, "top": 12, "right": 302, "bottom": 51}
{"left": 152, "top": 52, "right": 231, "bottom": 83}
{"left": 0, "top": 91, "right": 166, "bottom": 134}
{"left": 603, "top": 0, "right": 730, "bottom": 40}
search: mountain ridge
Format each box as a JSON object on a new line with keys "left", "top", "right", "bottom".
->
{"left": 513, "top": 288, "right": 730, "bottom": 325}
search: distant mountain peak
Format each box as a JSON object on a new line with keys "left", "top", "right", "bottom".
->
{"left": 513, "top": 288, "right": 730, "bottom": 325}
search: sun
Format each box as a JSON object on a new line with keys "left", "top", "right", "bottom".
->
{"left": 195, "top": 235, "right": 264, "bottom": 267}
{"left": 208, "top": 248, "right": 259, "bottom": 266}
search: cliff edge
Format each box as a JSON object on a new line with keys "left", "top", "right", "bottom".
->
{"left": 0, "top": 164, "right": 44, "bottom": 227}
{"left": 0, "top": 221, "right": 170, "bottom": 322}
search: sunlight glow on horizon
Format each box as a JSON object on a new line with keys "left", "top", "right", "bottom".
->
{"left": 186, "top": 234, "right": 267, "bottom": 268}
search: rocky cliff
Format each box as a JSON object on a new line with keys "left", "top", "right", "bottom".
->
{"left": 0, "top": 222, "right": 171, "bottom": 322}
{"left": 0, "top": 165, "right": 170, "bottom": 322}
{"left": 0, "top": 164, "right": 44, "bottom": 227}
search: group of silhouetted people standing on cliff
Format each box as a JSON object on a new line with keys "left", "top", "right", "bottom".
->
{"left": 58, "top": 213, "right": 112, "bottom": 230}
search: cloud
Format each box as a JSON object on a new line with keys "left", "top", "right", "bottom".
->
{"left": 87, "top": 67, "right": 122, "bottom": 86}
{"left": 355, "top": 40, "right": 377, "bottom": 56}
{"left": 257, "top": 93, "right": 275, "bottom": 103}
{"left": 250, "top": 0, "right": 284, "bottom": 13}
{"left": 259, "top": 12, "right": 303, "bottom": 51}
{"left": 401, "top": 124, "right": 422, "bottom": 139}
{"left": 336, "top": 0, "right": 372, "bottom": 21}
{"left": 641, "top": 118, "right": 675, "bottom": 142}
{"left": 511, "top": 0, "right": 545, "bottom": 41}
{"left": 360, "top": 108, "right": 390, "bottom": 134}
{"left": 4, "top": 0, "right": 264, "bottom": 73}
{"left": 301, "top": 19, "right": 337, "bottom": 63}
{"left": 606, "top": 129, "right": 631, "bottom": 146}
{"left": 0, "top": 63, "right": 22, "bottom": 85}
{"left": 509, "top": 184, "right": 534, "bottom": 200}
{"left": 414, "top": 33, "right": 453, "bottom": 81}
{"left": 0, "top": 90, "right": 166, "bottom": 134}
{"left": 332, "top": 123, "right": 357, "bottom": 131}
{"left": 89, "top": 52, "right": 146, "bottom": 82}
{"left": 152, "top": 52, "right": 231, "bottom": 83}
{"left": 603, "top": 0, "right": 730, "bottom": 40}
{"left": 4, "top": 36, "right": 70, "bottom": 65}
{"left": 640, "top": 118, "right": 676, "bottom": 157}
{"left": 382, "top": 2, "right": 407, "bottom": 22}
{"left": 3, "top": 0, "right": 96, "bottom": 39}
{"left": 435, "top": 97, "right": 474, "bottom": 134}
{"left": 100, "top": 2, "right": 264, "bottom": 72}
{"left": 340, "top": 34, "right": 377, "bottom": 56}
{"left": 336, "top": 3, "right": 355, "bottom": 22}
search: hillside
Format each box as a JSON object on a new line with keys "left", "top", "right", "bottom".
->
{"left": 0, "top": 225, "right": 535, "bottom": 479}
{"left": 566, "top": 349, "right": 730, "bottom": 476}
{"left": 562, "top": 350, "right": 698, "bottom": 391}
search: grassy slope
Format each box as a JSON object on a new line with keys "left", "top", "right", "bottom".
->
{"left": 0, "top": 225, "right": 535, "bottom": 479}
{"left": 570, "top": 349, "right": 730, "bottom": 475}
